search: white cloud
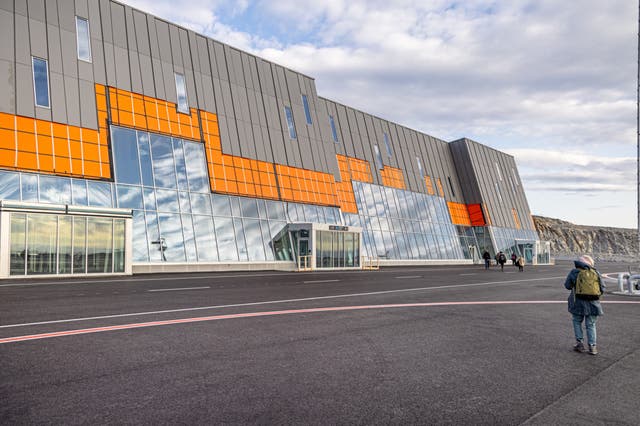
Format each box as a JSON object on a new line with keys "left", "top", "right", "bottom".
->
{"left": 118, "top": 0, "right": 637, "bottom": 227}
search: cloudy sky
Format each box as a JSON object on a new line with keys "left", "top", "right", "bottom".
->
{"left": 121, "top": 0, "right": 637, "bottom": 228}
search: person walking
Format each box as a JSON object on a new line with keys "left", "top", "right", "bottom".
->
{"left": 482, "top": 250, "right": 491, "bottom": 269}
{"left": 564, "top": 255, "right": 604, "bottom": 355}
{"left": 511, "top": 253, "right": 517, "bottom": 266}
{"left": 497, "top": 251, "right": 506, "bottom": 271}
{"left": 516, "top": 255, "right": 525, "bottom": 272}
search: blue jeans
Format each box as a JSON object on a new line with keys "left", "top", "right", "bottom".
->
{"left": 572, "top": 314, "right": 597, "bottom": 346}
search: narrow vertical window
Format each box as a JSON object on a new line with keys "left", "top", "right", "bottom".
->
{"left": 32, "top": 57, "right": 50, "bottom": 108}
{"left": 174, "top": 73, "right": 189, "bottom": 113}
{"left": 302, "top": 95, "right": 312, "bottom": 125}
{"left": 383, "top": 132, "right": 392, "bottom": 157}
{"left": 373, "top": 145, "right": 383, "bottom": 169}
{"left": 75, "top": 17, "right": 92, "bottom": 62}
{"left": 416, "top": 157, "right": 424, "bottom": 177}
{"left": 495, "top": 162, "right": 503, "bottom": 181}
{"left": 329, "top": 115, "right": 339, "bottom": 143}
{"left": 447, "top": 176, "right": 456, "bottom": 197}
{"left": 284, "top": 106, "right": 297, "bottom": 139}
{"left": 511, "top": 168, "right": 520, "bottom": 186}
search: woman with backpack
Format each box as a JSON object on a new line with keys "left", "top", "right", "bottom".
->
{"left": 564, "top": 255, "right": 604, "bottom": 355}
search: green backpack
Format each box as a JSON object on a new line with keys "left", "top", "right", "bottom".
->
{"left": 575, "top": 268, "right": 601, "bottom": 300}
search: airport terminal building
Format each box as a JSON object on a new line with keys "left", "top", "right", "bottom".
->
{"left": 0, "top": 0, "right": 546, "bottom": 277}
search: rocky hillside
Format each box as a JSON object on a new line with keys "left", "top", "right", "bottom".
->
{"left": 533, "top": 215, "right": 637, "bottom": 261}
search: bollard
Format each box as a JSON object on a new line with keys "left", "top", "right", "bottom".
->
{"left": 618, "top": 273, "right": 627, "bottom": 292}
{"left": 626, "top": 274, "right": 640, "bottom": 294}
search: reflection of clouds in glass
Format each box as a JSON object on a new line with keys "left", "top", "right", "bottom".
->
{"left": 214, "top": 217, "right": 237, "bottom": 261}
{"left": 155, "top": 189, "right": 179, "bottom": 212}
{"left": 87, "top": 181, "right": 113, "bottom": 207}
{"left": 184, "top": 142, "right": 209, "bottom": 193}
{"left": 193, "top": 215, "right": 217, "bottom": 261}
{"left": 158, "top": 213, "right": 186, "bottom": 262}
{"left": 117, "top": 185, "right": 143, "bottom": 209}
{"left": 39, "top": 176, "right": 71, "bottom": 204}
{"left": 0, "top": 171, "right": 21, "bottom": 200}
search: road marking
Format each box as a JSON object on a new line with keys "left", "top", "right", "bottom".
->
{"left": 459, "top": 273, "right": 477, "bottom": 276}
{"left": 148, "top": 286, "right": 210, "bottom": 292}
{"left": 2, "top": 300, "right": 640, "bottom": 345}
{"left": 395, "top": 276, "right": 421, "bottom": 279}
{"left": 0, "top": 276, "right": 566, "bottom": 329}
{"left": 302, "top": 279, "right": 340, "bottom": 284}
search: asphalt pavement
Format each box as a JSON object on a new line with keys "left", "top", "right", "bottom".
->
{"left": 1, "top": 260, "right": 639, "bottom": 425}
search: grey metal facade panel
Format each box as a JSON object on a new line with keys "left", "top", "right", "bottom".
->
{"left": 218, "top": 78, "right": 234, "bottom": 117}
{"left": 0, "top": 0, "right": 14, "bottom": 12}
{"left": 59, "top": 28, "right": 77, "bottom": 77}
{"left": 240, "top": 52, "right": 253, "bottom": 90}
{"left": 74, "top": 0, "right": 88, "bottom": 19}
{"left": 87, "top": 1, "right": 102, "bottom": 39}
{"left": 224, "top": 46, "right": 240, "bottom": 86}
{"left": 123, "top": 5, "right": 137, "bottom": 50}
{"left": 98, "top": 0, "right": 112, "bottom": 43}
{"left": 44, "top": 0, "right": 57, "bottom": 25}
{"left": 151, "top": 57, "right": 164, "bottom": 98}
{"left": 44, "top": 25, "right": 62, "bottom": 73}
{"left": 78, "top": 60, "right": 93, "bottom": 82}
{"left": 138, "top": 54, "right": 154, "bottom": 96}
{"left": 200, "top": 76, "right": 216, "bottom": 112}
{"left": 179, "top": 29, "right": 192, "bottom": 71}
{"left": 154, "top": 20, "right": 171, "bottom": 63}
{"left": 15, "top": 0, "right": 27, "bottom": 15}
{"left": 63, "top": 74, "right": 80, "bottom": 126}
{"left": 270, "top": 129, "right": 287, "bottom": 165}
{"left": 15, "top": 62, "right": 34, "bottom": 118}
{"left": 191, "top": 70, "right": 204, "bottom": 109}
{"left": 230, "top": 83, "right": 249, "bottom": 122}
{"left": 195, "top": 36, "right": 209, "bottom": 76}
{"left": 184, "top": 70, "right": 197, "bottom": 111}
{"left": 0, "top": 60, "right": 16, "bottom": 114}
{"left": 113, "top": 45, "right": 131, "bottom": 91}
{"left": 28, "top": 18, "right": 47, "bottom": 59}
{"left": 128, "top": 10, "right": 151, "bottom": 56}
{"left": 252, "top": 122, "right": 266, "bottom": 159}
{"left": 49, "top": 70, "right": 66, "bottom": 122}
{"left": 128, "top": 51, "right": 143, "bottom": 94}
{"left": 27, "top": 0, "right": 45, "bottom": 22}
{"left": 0, "top": 10, "right": 15, "bottom": 62}
{"left": 273, "top": 65, "right": 287, "bottom": 100}
{"left": 256, "top": 126, "right": 273, "bottom": 163}
{"left": 237, "top": 120, "right": 255, "bottom": 158}
{"left": 160, "top": 61, "right": 175, "bottom": 103}
{"left": 256, "top": 59, "right": 274, "bottom": 97}
{"left": 78, "top": 78, "right": 97, "bottom": 128}
{"left": 15, "top": 14, "right": 31, "bottom": 65}
{"left": 146, "top": 16, "right": 160, "bottom": 59}
{"left": 109, "top": 3, "right": 127, "bottom": 49}
{"left": 284, "top": 69, "right": 301, "bottom": 104}
{"left": 168, "top": 25, "right": 182, "bottom": 68}
{"left": 35, "top": 105, "right": 51, "bottom": 121}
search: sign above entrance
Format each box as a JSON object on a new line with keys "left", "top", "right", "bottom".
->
{"left": 329, "top": 225, "right": 349, "bottom": 231}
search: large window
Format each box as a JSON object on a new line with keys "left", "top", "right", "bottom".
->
{"left": 76, "top": 17, "right": 92, "bottom": 62}
{"left": 302, "top": 95, "right": 312, "bottom": 124}
{"left": 175, "top": 73, "right": 189, "bottom": 113}
{"left": 373, "top": 145, "right": 383, "bottom": 169}
{"left": 32, "top": 57, "right": 50, "bottom": 108}
{"left": 284, "top": 106, "right": 297, "bottom": 139}
{"left": 9, "top": 213, "right": 125, "bottom": 276}
{"left": 329, "top": 115, "right": 339, "bottom": 143}
{"left": 383, "top": 132, "right": 392, "bottom": 157}
{"left": 416, "top": 157, "right": 424, "bottom": 177}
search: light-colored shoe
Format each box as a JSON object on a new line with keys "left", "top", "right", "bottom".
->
{"left": 588, "top": 345, "right": 598, "bottom": 355}
{"left": 573, "top": 341, "right": 585, "bottom": 352}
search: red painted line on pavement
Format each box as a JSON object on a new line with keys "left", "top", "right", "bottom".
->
{"left": 1, "top": 300, "right": 638, "bottom": 344}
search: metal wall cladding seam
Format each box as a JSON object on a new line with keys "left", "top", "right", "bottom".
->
{"left": 27, "top": 0, "right": 45, "bottom": 21}
{"left": 16, "top": 62, "right": 35, "bottom": 118}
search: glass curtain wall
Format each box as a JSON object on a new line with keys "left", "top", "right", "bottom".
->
{"left": 315, "top": 230, "right": 360, "bottom": 268}
{"left": 344, "top": 181, "right": 465, "bottom": 260}
{"left": 9, "top": 212, "right": 125, "bottom": 276}
{"left": 109, "top": 126, "right": 342, "bottom": 263}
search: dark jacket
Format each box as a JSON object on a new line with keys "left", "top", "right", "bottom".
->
{"left": 564, "top": 260, "right": 604, "bottom": 316}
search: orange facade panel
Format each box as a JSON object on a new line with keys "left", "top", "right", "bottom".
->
{"left": 0, "top": 111, "right": 109, "bottom": 180}
{"left": 467, "top": 203, "right": 486, "bottom": 226}
{"left": 447, "top": 201, "right": 472, "bottom": 226}
{"left": 380, "top": 166, "right": 406, "bottom": 190}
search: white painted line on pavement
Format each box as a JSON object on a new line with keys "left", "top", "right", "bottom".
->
{"left": 395, "top": 276, "right": 421, "bottom": 279}
{"left": 148, "top": 286, "right": 210, "bottom": 292}
{"left": 303, "top": 279, "right": 340, "bottom": 284}
{"left": 3, "top": 300, "right": 640, "bottom": 345}
{"left": 0, "top": 276, "right": 565, "bottom": 329}
{"left": 459, "top": 273, "right": 477, "bottom": 276}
